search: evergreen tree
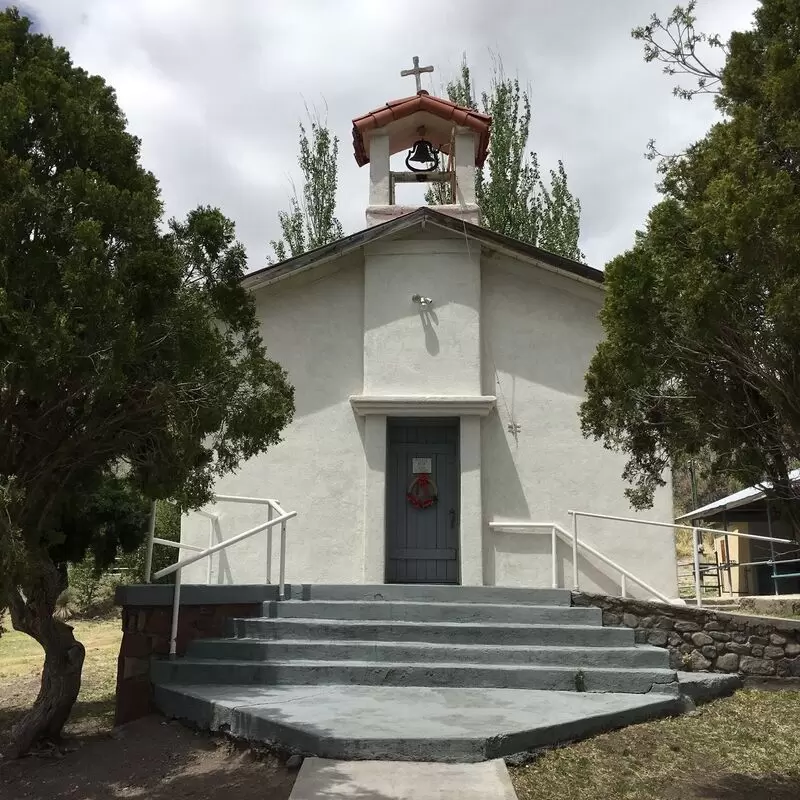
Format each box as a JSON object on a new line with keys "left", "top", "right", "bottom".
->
{"left": 0, "top": 9, "right": 294, "bottom": 755}
{"left": 581, "top": 0, "right": 800, "bottom": 528}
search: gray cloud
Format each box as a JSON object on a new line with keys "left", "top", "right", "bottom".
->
{"left": 23, "top": 0, "right": 758, "bottom": 268}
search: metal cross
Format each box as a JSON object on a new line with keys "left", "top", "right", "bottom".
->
{"left": 400, "top": 56, "right": 434, "bottom": 93}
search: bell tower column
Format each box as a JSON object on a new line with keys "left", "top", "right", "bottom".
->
{"left": 454, "top": 128, "right": 477, "bottom": 206}
{"left": 369, "top": 133, "right": 391, "bottom": 206}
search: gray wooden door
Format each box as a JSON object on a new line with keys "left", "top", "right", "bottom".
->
{"left": 385, "top": 420, "right": 459, "bottom": 584}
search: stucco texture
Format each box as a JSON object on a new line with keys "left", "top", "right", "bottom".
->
{"left": 182, "top": 253, "right": 367, "bottom": 584}
{"left": 180, "top": 224, "right": 677, "bottom": 599}
{"left": 480, "top": 254, "right": 676, "bottom": 597}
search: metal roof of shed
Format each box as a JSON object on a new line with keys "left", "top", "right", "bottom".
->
{"left": 675, "top": 468, "right": 800, "bottom": 522}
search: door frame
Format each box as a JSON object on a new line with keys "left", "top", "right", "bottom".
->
{"left": 384, "top": 417, "right": 461, "bottom": 584}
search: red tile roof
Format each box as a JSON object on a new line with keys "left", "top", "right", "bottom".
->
{"left": 352, "top": 90, "right": 491, "bottom": 167}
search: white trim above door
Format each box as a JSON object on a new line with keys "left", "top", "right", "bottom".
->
{"left": 350, "top": 395, "right": 496, "bottom": 417}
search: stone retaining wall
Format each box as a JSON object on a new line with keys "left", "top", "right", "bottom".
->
{"left": 572, "top": 592, "right": 800, "bottom": 677}
{"left": 113, "top": 585, "right": 279, "bottom": 726}
{"left": 115, "top": 602, "right": 262, "bottom": 725}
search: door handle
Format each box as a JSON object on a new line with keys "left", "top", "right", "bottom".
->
{"left": 449, "top": 508, "right": 457, "bottom": 528}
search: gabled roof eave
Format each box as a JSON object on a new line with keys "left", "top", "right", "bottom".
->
{"left": 244, "top": 208, "right": 604, "bottom": 292}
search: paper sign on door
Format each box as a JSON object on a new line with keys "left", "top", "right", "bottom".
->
{"left": 412, "top": 457, "right": 432, "bottom": 474}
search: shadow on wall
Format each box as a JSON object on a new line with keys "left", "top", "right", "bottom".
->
{"left": 482, "top": 411, "right": 530, "bottom": 585}
{"left": 419, "top": 306, "right": 439, "bottom": 355}
{"left": 211, "top": 516, "right": 233, "bottom": 585}
{"left": 481, "top": 410, "right": 626, "bottom": 595}
{"left": 488, "top": 527, "right": 623, "bottom": 595}
{"left": 573, "top": 547, "right": 625, "bottom": 597}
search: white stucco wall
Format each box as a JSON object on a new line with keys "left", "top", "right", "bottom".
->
{"left": 480, "top": 254, "right": 677, "bottom": 598}
{"left": 363, "top": 237, "right": 481, "bottom": 396}
{"left": 181, "top": 254, "right": 367, "bottom": 584}
{"left": 179, "top": 224, "right": 677, "bottom": 598}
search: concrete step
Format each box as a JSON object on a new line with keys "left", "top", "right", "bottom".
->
{"left": 151, "top": 657, "right": 677, "bottom": 693}
{"left": 290, "top": 584, "right": 572, "bottom": 606}
{"left": 154, "top": 683, "right": 686, "bottom": 762}
{"left": 186, "top": 638, "right": 671, "bottom": 669}
{"left": 263, "top": 600, "right": 601, "bottom": 625}
{"left": 225, "top": 617, "right": 636, "bottom": 647}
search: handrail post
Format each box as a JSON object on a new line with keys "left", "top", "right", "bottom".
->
{"left": 266, "top": 504, "right": 273, "bottom": 584}
{"left": 206, "top": 518, "right": 214, "bottom": 585}
{"left": 279, "top": 519, "right": 287, "bottom": 600}
{"left": 170, "top": 568, "right": 182, "bottom": 658}
{"left": 551, "top": 525, "right": 558, "bottom": 589}
{"left": 571, "top": 513, "right": 580, "bottom": 591}
{"left": 693, "top": 527, "right": 702, "bottom": 607}
{"left": 143, "top": 501, "right": 157, "bottom": 583}
{"left": 620, "top": 573, "right": 627, "bottom": 598}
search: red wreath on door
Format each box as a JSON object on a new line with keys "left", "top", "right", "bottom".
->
{"left": 407, "top": 473, "right": 438, "bottom": 509}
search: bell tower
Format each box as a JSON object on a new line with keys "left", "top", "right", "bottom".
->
{"left": 351, "top": 56, "right": 491, "bottom": 227}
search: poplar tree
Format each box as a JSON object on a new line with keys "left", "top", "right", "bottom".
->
{"left": 270, "top": 113, "right": 343, "bottom": 261}
{"left": 426, "top": 58, "right": 584, "bottom": 262}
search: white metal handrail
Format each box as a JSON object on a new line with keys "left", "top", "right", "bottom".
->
{"left": 144, "top": 495, "right": 297, "bottom": 657}
{"left": 489, "top": 520, "right": 675, "bottom": 604}
{"left": 568, "top": 510, "right": 794, "bottom": 607}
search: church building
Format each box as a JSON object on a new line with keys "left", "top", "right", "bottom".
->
{"left": 181, "top": 60, "right": 677, "bottom": 599}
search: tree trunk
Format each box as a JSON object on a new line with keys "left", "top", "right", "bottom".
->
{"left": 7, "top": 566, "right": 86, "bottom": 758}
{"left": 9, "top": 618, "right": 85, "bottom": 757}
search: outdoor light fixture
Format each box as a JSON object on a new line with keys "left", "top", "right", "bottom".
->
{"left": 405, "top": 138, "right": 439, "bottom": 173}
{"left": 412, "top": 294, "right": 433, "bottom": 308}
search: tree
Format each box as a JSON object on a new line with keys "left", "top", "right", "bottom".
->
{"left": 426, "top": 57, "right": 584, "bottom": 262}
{"left": 114, "top": 499, "right": 181, "bottom": 584}
{"left": 269, "top": 112, "right": 343, "bottom": 261}
{"left": 632, "top": 1, "right": 728, "bottom": 102}
{"left": 672, "top": 450, "right": 743, "bottom": 517}
{"left": 580, "top": 0, "right": 800, "bottom": 529}
{"left": 0, "top": 9, "right": 294, "bottom": 755}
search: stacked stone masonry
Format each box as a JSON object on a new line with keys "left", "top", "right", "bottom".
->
{"left": 572, "top": 592, "right": 800, "bottom": 678}
{"left": 115, "top": 602, "right": 262, "bottom": 725}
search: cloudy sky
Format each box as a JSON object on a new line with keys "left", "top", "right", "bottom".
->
{"left": 15, "top": 0, "right": 758, "bottom": 270}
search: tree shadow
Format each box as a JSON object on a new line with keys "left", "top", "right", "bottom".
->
{"left": 663, "top": 771, "right": 800, "bottom": 800}
{"left": 685, "top": 772, "right": 800, "bottom": 800}
{"left": 0, "top": 715, "right": 297, "bottom": 800}
{"left": 290, "top": 758, "right": 412, "bottom": 800}
{"left": 0, "top": 714, "right": 407, "bottom": 800}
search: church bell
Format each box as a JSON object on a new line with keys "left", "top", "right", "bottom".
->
{"left": 405, "top": 138, "right": 439, "bottom": 172}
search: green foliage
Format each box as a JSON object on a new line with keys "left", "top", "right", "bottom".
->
{"left": 581, "top": 0, "right": 800, "bottom": 524}
{"left": 61, "top": 500, "right": 180, "bottom": 616}
{"left": 0, "top": 4, "right": 294, "bottom": 738}
{"left": 115, "top": 500, "right": 180, "bottom": 584}
{"left": 426, "top": 57, "right": 584, "bottom": 261}
{"left": 270, "top": 113, "right": 343, "bottom": 261}
{"left": 672, "top": 451, "right": 743, "bottom": 517}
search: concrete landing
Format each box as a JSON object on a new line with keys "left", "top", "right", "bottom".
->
{"left": 289, "top": 757, "right": 517, "bottom": 800}
{"left": 154, "top": 683, "right": 683, "bottom": 762}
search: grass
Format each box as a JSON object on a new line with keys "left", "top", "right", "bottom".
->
{"left": 0, "top": 615, "right": 122, "bottom": 741}
{"left": 511, "top": 689, "right": 800, "bottom": 800}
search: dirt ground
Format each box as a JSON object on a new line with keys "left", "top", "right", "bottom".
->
{"left": 0, "top": 618, "right": 296, "bottom": 800}
{"left": 0, "top": 715, "right": 296, "bottom": 800}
